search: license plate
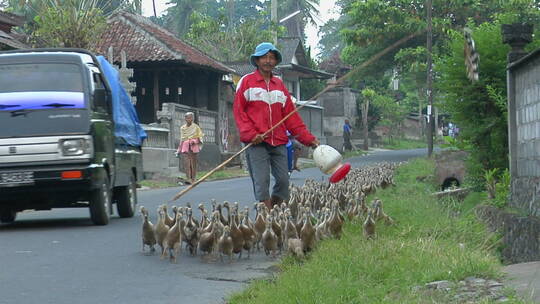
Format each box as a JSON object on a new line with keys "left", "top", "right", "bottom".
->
{"left": 0, "top": 171, "right": 34, "bottom": 187}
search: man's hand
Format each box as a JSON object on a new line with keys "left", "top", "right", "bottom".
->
{"left": 251, "top": 134, "right": 265, "bottom": 145}
{"left": 310, "top": 139, "right": 320, "bottom": 147}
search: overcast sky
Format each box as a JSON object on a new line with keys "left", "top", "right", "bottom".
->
{"left": 140, "top": 0, "right": 339, "bottom": 59}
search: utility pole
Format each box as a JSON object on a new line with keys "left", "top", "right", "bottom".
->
{"left": 271, "top": 0, "right": 278, "bottom": 45}
{"left": 426, "top": 0, "right": 434, "bottom": 157}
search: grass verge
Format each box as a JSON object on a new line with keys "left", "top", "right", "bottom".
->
{"left": 380, "top": 138, "right": 429, "bottom": 150}
{"left": 196, "top": 167, "right": 249, "bottom": 180}
{"left": 342, "top": 149, "right": 368, "bottom": 159}
{"left": 227, "top": 157, "right": 524, "bottom": 303}
{"left": 139, "top": 179, "right": 177, "bottom": 189}
{"left": 139, "top": 167, "right": 249, "bottom": 189}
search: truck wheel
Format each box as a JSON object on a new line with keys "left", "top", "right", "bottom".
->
{"left": 115, "top": 174, "right": 137, "bottom": 218}
{"left": 90, "top": 177, "right": 111, "bottom": 225}
{"left": 0, "top": 209, "right": 16, "bottom": 223}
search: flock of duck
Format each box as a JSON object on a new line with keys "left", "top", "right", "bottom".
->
{"left": 139, "top": 162, "right": 400, "bottom": 263}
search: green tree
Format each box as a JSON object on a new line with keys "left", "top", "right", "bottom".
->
{"left": 435, "top": 19, "right": 540, "bottom": 183}
{"left": 299, "top": 46, "right": 325, "bottom": 100}
{"left": 360, "top": 88, "right": 375, "bottom": 150}
{"left": 163, "top": 0, "right": 207, "bottom": 37}
{"left": 3, "top": 0, "right": 139, "bottom": 21}
{"left": 318, "top": 17, "right": 346, "bottom": 60}
{"left": 32, "top": 0, "right": 107, "bottom": 49}
{"left": 337, "top": 0, "right": 540, "bottom": 96}
{"left": 205, "top": 0, "right": 266, "bottom": 23}
{"left": 186, "top": 11, "right": 277, "bottom": 62}
{"left": 394, "top": 46, "right": 428, "bottom": 137}
{"left": 372, "top": 92, "right": 408, "bottom": 144}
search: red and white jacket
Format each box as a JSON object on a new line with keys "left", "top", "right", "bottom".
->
{"left": 233, "top": 70, "right": 316, "bottom": 147}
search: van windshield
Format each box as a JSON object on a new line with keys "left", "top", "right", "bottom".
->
{"left": 0, "top": 63, "right": 85, "bottom": 111}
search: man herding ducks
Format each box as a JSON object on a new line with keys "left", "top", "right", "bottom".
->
{"left": 139, "top": 162, "right": 399, "bottom": 264}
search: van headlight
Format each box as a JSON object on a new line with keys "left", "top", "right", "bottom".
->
{"left": 60, "top": 138, "right": 92, "bottom": 156}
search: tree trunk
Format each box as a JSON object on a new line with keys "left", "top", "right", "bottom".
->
{"left": 417, "top": 85, "right": 424, "bottom": 138}
{"left": 362, "top": 100, "right": 370, "bottom": 150}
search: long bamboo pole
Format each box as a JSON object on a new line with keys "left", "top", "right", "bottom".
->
{"left": 170, "top": 31, "right": 424, "bottom": 202}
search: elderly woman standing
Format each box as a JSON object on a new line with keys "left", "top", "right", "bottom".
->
{"left": 176, "top": 112, "right": 204, "bottom": 184}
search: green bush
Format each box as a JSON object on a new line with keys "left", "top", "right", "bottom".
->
{"left": 493, "top": 169, "right": 510, "bottom": 208}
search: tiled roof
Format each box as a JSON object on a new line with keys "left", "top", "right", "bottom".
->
{"left": 0, "top": 11, "right": 28, "bottom": 49}
{"left": 95, "top": 12, "right": 232, "bottom": 73}
{"left": 278, "top": 37, "right": 308, "bottom": 66}
{"left": 319, "top": 51, "right": 351, "bottom": 77}
{"left": 0, "top": 29, "right": 28, "bottom": 49}
{"left": 0, "top": 11, "right": 24, "bottom": 28}
{"left": 225, "top": 61, "right": 284, "bottom": 77}
{"left": 226, "top": 61, "right": 256, "bottom": 76}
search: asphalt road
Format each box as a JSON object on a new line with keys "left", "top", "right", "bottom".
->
{"left": 0, "top": 148, "right": 429, "bottom": 304}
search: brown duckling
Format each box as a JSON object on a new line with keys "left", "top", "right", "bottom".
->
{"left": 287, "top": 238, "right": 304, "bottom": 259}
{"left": 327, "top": 200, "right": 344, "bottom": 239}
{"left": 244, "top": 206, "right": 255, "bottom": 230}
{"left": 284, "top": 211, "right": 299, "bottom": 241}
{"left": 229, "top": 209, "right": 245, "bottom": 259}
{"left": 363, "top": 209, "right": 376, "bottom": 239}
{"left": 232, "top": 201, "right": 240, "bottom": 226}
{"left": 315, "top": 208, "right": 331, "bottom": 241}
{"left": 198, "top": 212, "right": 219, "bottom": 258}
{"left": 222, "top": 201, "right": 231, "bottom": 226}
{"left": 372, "top": 199, "right": 394, "bottom": 225}
{"left": 155, "top": 205, "right": 170, "bottom": 255}
{"left": 239, "top": 212, "right": 256, "bottom": 258}
{"left": 211, "top": 198, "right": 217, "bottom": 213}
{"left": 198, "top": 204, "right": 209, "bottom": 230}
{"left": 162, "top": 204, "right": 175, "bottom": 228}
{"left": 300, "top": 210, "right": 316, "bottom": 253}
{"left": 217, "top": 203, "right": 228, "bottom": 226}
{"left": 253, "top": 203, "right": 266, "bottom": 251}
{"left": 183, "top": 207, "right": 199, "bottom": 256}
{"left": 270, "top": 210, "right": 283, "bottom": 252}
{"left": 139, "top": 206, "right": 156, "bottom": 253}
{"left": 217, "top": 225, "right": 233, "bottom": 263}
{"left": 162, "top": 211, "right": 183, "bottom": 263}
{"left": 261, "top": 216, "right": 278, "bottom": 258}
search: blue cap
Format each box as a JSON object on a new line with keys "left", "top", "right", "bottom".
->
{"left": 250, "top": 42, "right": 282, "bottom": 67}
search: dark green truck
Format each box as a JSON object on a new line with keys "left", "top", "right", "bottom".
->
{"left": 0, "top": 49, "right": 146, "bottom": 225}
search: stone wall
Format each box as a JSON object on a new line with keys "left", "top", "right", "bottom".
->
{"left": 511, "top": 177, "right": 540, "bottom": 216}
{"left": 476, "top": 205, "right": 540, "bottom": 263}
{"left": 402, "top": 116, "right": 422, "bottom": 140}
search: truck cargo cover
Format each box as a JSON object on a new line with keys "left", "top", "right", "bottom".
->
{"left": 97, "top": 56, "right": 146, "bottom": 146}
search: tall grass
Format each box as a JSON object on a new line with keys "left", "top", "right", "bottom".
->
{"left": 228, "top": 158, "right": 518, "bottom": 303}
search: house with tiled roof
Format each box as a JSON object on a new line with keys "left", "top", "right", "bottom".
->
{"left": 317, "top": 50, "right": 360, "bottom": 149}
{"left": 0, "top": 10, "right": 28, "bottom": 50}
{"left": 95, "top": 12, "right": 236, "bottom": 176}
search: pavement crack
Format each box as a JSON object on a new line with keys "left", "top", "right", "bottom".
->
{"left": 204, "top": 277, "right": 247, "bottom": 284}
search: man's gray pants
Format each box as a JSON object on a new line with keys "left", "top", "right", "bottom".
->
{"left": 245, "top": 143, "right": 289, "bottom": 201}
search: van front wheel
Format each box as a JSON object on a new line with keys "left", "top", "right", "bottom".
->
{"left": 90, "top": 177, "right": 111, "bottom": 225}
{"left": 115, "top": 174, "right": 137, "bottom": 218}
